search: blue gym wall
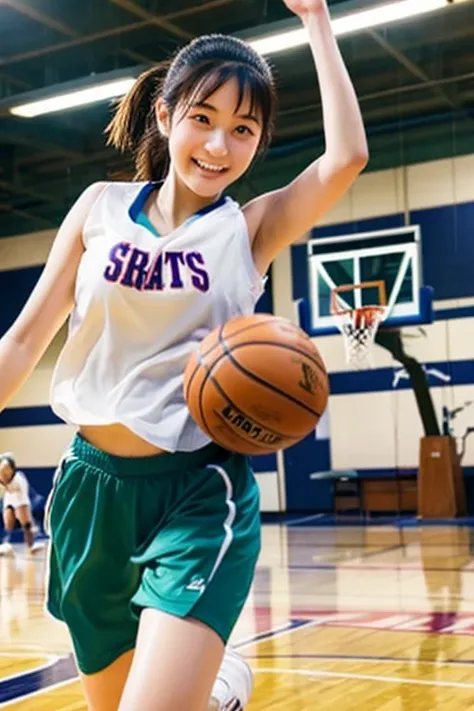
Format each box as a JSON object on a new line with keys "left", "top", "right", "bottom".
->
{"left": 1, "top": 154, "right": 474, "bottom": 513}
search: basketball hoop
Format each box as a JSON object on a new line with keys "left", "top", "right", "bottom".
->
{"left": 331, "top": 281, "right": 387, "bottom": 369}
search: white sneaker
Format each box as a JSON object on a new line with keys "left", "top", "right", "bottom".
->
{"left": 0, "top": 542, "right": 14, "bottom": 556}
{"left": 29, "top": 541, "right": 45, "bottom": 555}
{"left": 209, "top": 647, "right": 253, "bottom": 710}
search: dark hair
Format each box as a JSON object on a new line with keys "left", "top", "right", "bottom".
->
{"left": 106, "top": 34, "right": 277, "bottom": 181}
{"left": 0, "top": 455, "right": 16, "bottom": 473}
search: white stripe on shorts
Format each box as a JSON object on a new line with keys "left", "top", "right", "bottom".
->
{"left": 43, "top": 447, "right": 76, "bottom": 537}
{"left": 43, "top": 445, "right": 80, "bottom": 624}
{"left": 206, "top": 464, "right": 236, "bottom": 585}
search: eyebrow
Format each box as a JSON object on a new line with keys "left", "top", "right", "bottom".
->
{"left": 193, "top": 100, "right": 261, "bottom": 126}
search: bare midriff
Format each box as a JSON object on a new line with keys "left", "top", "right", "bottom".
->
{"left": 79, "top": 423, "right": 168, "bottom": 457}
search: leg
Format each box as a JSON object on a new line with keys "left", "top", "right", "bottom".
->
{"left": 79, "top": 649, "right": 134, "bottom": 711}
{"left": 15, "top": 504, "right": 35, "bottom": 549}
{"left": 118, "top": 609, "right": 225, "bottom": 711}
{"left": 79, "top": 643, "right": 250, "bottom": 711}
{"left": 2, "top": 505, "right": 15, "bottom": 536}
{"left": 0, "top": 506, "right": 15, "bottom": 554}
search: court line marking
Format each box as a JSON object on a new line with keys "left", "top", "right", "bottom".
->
{"left": 236, "top": 619, "right": 324, "bottom": 650}
{"left": 285, "top": 514, "right": 326, "bottom": 526}
{"left": 288, "top": 563, "right": 474, "bottom": 572}
{"left": 0, "top": 655, "right": 60, "bottom": 685}
{"left": 321, "top": 620, "right": 474, "bottom": 637}
{"left": 0, "top": 677, "right": 79, "bottom": 709}
{"left": 249, "top": 654, "right": 474, "bottom": 667}
{"left": 254, "top": 667, "right": 474, "bottom": 689}
{"left": 233, "top": 621, "right": 298, "bottom": 648}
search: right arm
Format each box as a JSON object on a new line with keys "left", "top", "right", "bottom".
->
{"left": 0, "top": 182, "right": 107, "bottom": 414}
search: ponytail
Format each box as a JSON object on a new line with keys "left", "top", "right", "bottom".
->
{"left": 106, "top": 65, "right": 168, "bottom": 181}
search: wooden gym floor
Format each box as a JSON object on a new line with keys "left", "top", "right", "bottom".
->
{"left": 2, "top": 520, "right": 474, "bottom": 709}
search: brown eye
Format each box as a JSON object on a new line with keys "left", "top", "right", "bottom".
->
{"left": 235, "top": 125, "right": 253, "bottom": 136}
{"left": 192, "top": 114, "right": 210, "bottom": 125}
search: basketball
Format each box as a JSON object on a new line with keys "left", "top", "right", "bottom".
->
{"left": 183, "top": 314, "right": 329, "bottom": 455}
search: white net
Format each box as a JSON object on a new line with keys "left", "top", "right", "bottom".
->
{"left": 334, "top": 306, "right": 386, "bottom": 369}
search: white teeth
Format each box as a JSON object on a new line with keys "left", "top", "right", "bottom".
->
{"left": 195, "top": 159, "right": 227, "bottom": 173}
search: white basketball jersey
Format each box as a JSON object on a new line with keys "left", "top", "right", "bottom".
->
{"left": 50, "top": 181, "right": 264, "bottom": 452}
{"left": 1, "top": 470, "right": 29, "bottom": 499}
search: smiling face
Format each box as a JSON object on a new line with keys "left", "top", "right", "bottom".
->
{"left": 157, "top": 77, "right": 263, "bottom": 198}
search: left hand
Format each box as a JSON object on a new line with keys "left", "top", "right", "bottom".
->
{"left": 281, "top": 0, "right": 327, "bottom": 18}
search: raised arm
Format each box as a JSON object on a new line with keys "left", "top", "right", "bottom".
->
{"left": 0, "top": 182, "right": 107, "bottom": 413}
{"left": 246, "top": 0, "right": 369, "bottom": 273}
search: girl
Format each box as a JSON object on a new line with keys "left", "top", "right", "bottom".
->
{"left": 0, "top": 453, "right": 44, "bottom": 555}
{"left": 0, "top": 0, "right": 367, "bottom": 709}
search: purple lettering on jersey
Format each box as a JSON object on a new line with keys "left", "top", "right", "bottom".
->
{"left": 144, "top": 253, "right": 164, "bottom": 291}
{"left": 105, "top": 246, "right": 209, "bottom": 293}
{"left": 186, "top": 252, "right": 210, "bottom": 293}
{"left": 120, "top": 248, "right": 151, "bottom": 290}
{"left": 165, "top": 252, "right": 186, "bottom": 289}
{"left": 104, "top": 242, "right": 131, "bottom": 282}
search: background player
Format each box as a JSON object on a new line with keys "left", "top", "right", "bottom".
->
{"left": 0, "top": 452, "right": 44, "bottom": 555}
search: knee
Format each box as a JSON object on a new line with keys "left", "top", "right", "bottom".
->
{"left": 22, "top": 521, "right": 32, "bottom": 532}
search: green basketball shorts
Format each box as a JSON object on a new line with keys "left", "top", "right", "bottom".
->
{"left": 45, "top": 434, "right": 261, "bottom": 675}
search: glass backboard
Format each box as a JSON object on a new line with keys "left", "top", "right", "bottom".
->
{"left": 299, "top": 226, "right": 433, "bottom": 336}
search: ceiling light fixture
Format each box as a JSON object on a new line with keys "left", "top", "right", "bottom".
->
{"left": 249, "top": 0, "right": 448, "bottom": 55}
{"left": 9, "top": 77, "right": 137, "bottom": 118}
